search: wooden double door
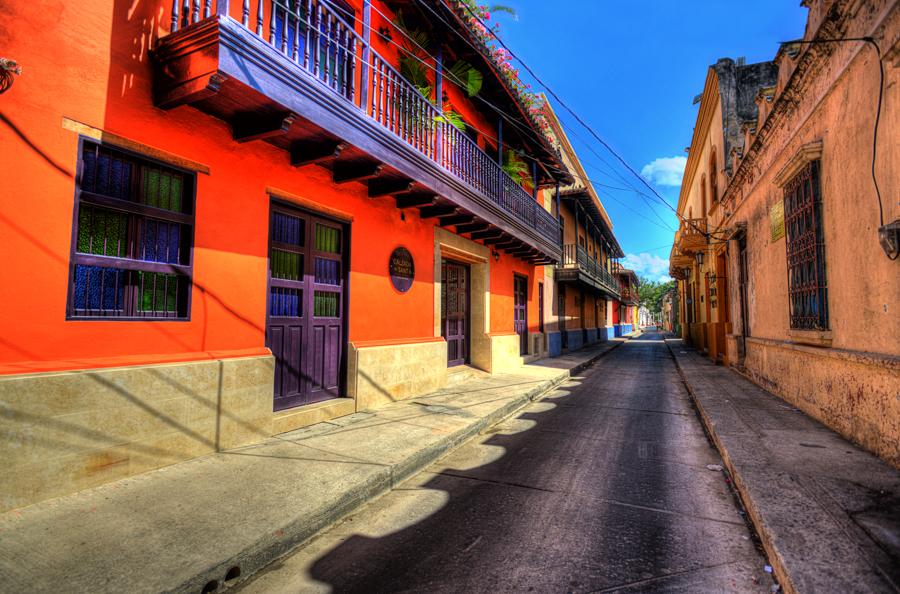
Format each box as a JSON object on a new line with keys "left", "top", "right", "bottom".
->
{"left": 266, "top": 203, "right": 346, "bottom": 411}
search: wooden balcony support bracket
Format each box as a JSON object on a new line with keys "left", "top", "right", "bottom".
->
{"left": 439, "top": 214, "right": 475, "bottom": 227}
{"left": 232, "top": 111, "right": 296, "bottom": 143}
{"left": 368, "top": 178, "right": 417, "bottom": 198}
{"left": 290, "top": 139, "right": 348, "bottom": 167}
{"left": 470, "top": 229, "right": 503, "bottom": 240}
{"left": 508, "top": 247, "right": 535, "bottom": 257}
{"left": 455, "top": 222, "right": 489, "bottom": 234}
{"left": 419, "top": 205, "right": 457, "bottom": 219}
{"left": 482, "top": 235, "right": 510, "bottom": 246}
{"left": 395, "top": 193, "right": 437, "bottom": 209}
{"left": 333, "top": 161, "right": 385, "bottom": 184}
{"left": 495, "top": 239, "right": 521, "bottom": 250}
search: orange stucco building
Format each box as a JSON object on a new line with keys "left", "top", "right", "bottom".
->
{"left": 1, "top": 0, "right": 575, "bottom": 510}
{"left": 672, "top": 0, "right": 900, "bottom": 466}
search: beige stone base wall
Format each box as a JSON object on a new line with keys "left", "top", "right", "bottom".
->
{"left": 347, "top": 340, "right": 447, "bottom": 410}
{"left": 528, "top": 332, "right": 546, "bottom": 359}
{"left": 0, "top": 355, "right": 274, "bottom": 512}
{"left": 743, "top": 338, "right": 900, "bottom": 468}
{"left": 472, "top": 332, "right": 523, "bottom": 374}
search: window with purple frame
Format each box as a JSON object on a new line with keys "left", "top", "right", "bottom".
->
{"left": 67, "top": 141, "right": 195, "bottom": 319}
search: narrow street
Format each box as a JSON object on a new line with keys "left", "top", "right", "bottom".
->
{"left": 241, "top": 333, "right": 774, "bottom": 593}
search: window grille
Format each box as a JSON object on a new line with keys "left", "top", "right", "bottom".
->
{"left": 784, "top": 160, "right": 828, "bottom": 330}
{"left": 68, "top": 141, "right": 195, "bottom": 319}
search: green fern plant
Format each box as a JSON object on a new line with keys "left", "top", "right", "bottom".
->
{"left": 502, "top": 150, "right": 529, "bottom": 184}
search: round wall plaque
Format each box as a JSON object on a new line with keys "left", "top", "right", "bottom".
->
{"left": 389, "top": 246, "right": 415, "bottom": 293}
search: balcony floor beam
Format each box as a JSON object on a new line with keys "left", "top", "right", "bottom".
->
{"left": 455, "top": 222, "right": 489, "bottom": 234}
{"left": 368, "top": 178, "right": 417, "bottom": 198}
{"left": 232, "top": 112, "right": 296, "bottom": 143}
{"left": 333, "top": 161, "right": 385, "bottom": 184}
{"left": 439, "top": 214, "right": 475, "bottom": 227}
{"left": 290, "top": 139, "right": 348, "bottom": 167}
{"left": 419, "top": 205, "right": 457, "bottom": 219}
{"left": 395, "top": 194, "right": 437, "bottom": 209}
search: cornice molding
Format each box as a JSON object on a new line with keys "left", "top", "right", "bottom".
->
{"left": 772, "top": 141, "right": 823, "bottom": 187}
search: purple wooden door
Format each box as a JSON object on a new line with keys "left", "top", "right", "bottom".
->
{"left": 514, "top": 274, "right": 528, "bottom": 356}
{"left": 442, "top": 260, "right": 468, "bottom": 367}
{"left": 267, "top": 205, "right": 346, "bottom": 411}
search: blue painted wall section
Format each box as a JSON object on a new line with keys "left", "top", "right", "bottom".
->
{"left": 586, "top": 328, "right": 598, "bottom": 345}
{"left": 547, "top": 331, "right": 562, "bottom": 357}
{"left": 605, "top": 326, "right": 615, "bottom": 340}
{"left": 566, "top": 330, "right": 584, "bottom": 351}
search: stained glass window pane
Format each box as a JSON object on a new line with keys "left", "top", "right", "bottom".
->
{"left": 270, "top": 287, "right": 302, "bottom": 317}
{"left": 315, "top": 224, "right": 340, "bottom": 253}
{"left": 141, "top": 219, "right": 182, "bottom": 264}
{"left": 313, "top": 291, "right": 338, "bottom": 317}
{"left": 141, "top": 168, "right": 185, "bottom": 213}
{"left": 76, "top": 205, "right": 127, "bottom": 257}
{"left": 270, "top": 249, "right": 303, "bottom": 281}
{"left": 73, "top": 265, "right": 125, "bottom": 313}
{"left": 273, "top": 212, "right": 305, "bottom": 246}
{"left": 137, "top": 271, "right": 178, "bottom": 313}
{"left": 314, "top": 257, "right": 340, "bottom": 285}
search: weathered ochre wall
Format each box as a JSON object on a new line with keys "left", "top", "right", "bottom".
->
{"left": 722, "top": 0, "right": 900, "bottom": 465}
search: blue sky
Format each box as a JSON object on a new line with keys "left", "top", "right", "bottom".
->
{"left": 490, "top": 0, "right": 809, "bottom": 282}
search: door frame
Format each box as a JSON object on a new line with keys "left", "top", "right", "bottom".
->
{"left": 441, "top": 258, "right": 470, "bottom": 367}
{"left": 513, "top": 273, "right": 528, "bottom": 356}
{"left": 265, "top": 198, "right": 351, "bottom": 411}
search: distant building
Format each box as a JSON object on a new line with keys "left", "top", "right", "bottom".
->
{"left": 540, "top": 100, "right": 625, "bottom": 353}
{"left": 672, "top": 0, "right": 900, "bottom": 466}
{"left": 613, "top": 267, "right": 640, "bottom": 336}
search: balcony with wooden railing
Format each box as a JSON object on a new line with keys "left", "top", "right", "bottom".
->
{"left": 619, "top": 284, "right": 638, "bottom": 305}
{"left": 556, "top": 244, "right": 620, "bottom": 299}
{"left": 676, "top": 218, "right": 708, "bottom": 255}
{"left": 152, "top": 0, "right": 563, "bottom": 261}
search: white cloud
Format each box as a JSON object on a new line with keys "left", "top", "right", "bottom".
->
{"left": 623, "top": 252, "right": 672, "bottom": 283}
{"left": 640, "top": 156, "right": 687, "bottom": 187}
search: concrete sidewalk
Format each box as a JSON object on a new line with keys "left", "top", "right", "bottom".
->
{"left": 0, "top": 340, "right": 624, "bottom": 594}
{"left": 666, "top": 338, "right": 900, "bottom": 594}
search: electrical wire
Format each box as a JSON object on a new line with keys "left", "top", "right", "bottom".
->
{"left": 780, "top": 36, "right": 886, "bottom": 229}
{"left": 338, "top": 3, "right": 680, "bottom": 233}
{"left": 416, "top": 0, "right": 708, "bottom": 239}
{"left": 305, "top": 1, "right": 682, "bottom": 240}
{"left": 450, "top": 0, "right": 681, "bottom": 215}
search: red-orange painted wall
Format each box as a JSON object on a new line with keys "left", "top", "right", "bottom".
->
{"left": 0, "top": 1, "right": 539, "bottom": 375}
{"left": 0, "top": 1, "right": 434, "bottom": 374}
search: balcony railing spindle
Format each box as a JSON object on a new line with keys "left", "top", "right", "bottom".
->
{"left": 171, "top": 0, "right": 561, "bottom": 246}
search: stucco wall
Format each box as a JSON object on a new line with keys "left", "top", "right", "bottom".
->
{"left": 720, "top": 0, "right": 900, "bottom": 463}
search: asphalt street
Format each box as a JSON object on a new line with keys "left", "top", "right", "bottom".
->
{"left": 240, "top": 332, "right": 775, "bottom": 593}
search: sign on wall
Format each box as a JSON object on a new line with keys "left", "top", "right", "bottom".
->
{"left": 389, "top": 246, "right": 415, "bottom": 293}
{"left": 770, "top": 199, "right": 785, "bottom": 241}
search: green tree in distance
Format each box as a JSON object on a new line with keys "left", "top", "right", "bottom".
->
{"left": 637, "top": 276, "right": 675, "bottom": 315}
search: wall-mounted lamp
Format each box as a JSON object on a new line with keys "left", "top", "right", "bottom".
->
{"left": 878, "top": 219, "right": 899, "bottom": 260}
{"left": 0, "top": 58, "right": 22, "bottom": 94}
{"left": 695, "top": 252, "right": 704, "bottom": 266}
{"left": 492, "top": 249, "right": 500, "bottom": 262}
